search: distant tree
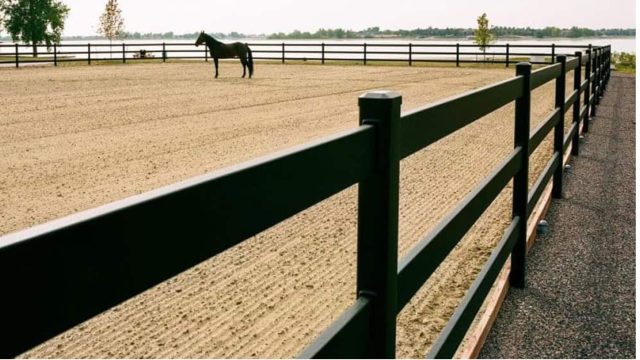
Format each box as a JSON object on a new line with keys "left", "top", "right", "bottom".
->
{"left": 98, "top": 0, "right": 124, "bottom": 57}
{"left": 1, "top": 0, "right": 69, "bottom": 57}
{"left": 474, "top": 13, "right": 494, "bottom": 60}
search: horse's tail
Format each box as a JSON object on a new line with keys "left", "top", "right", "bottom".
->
{"left": 246, "top": 44, "right": 254, "bottom": 78}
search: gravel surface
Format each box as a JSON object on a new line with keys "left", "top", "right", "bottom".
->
{"left": 480, "top": 73, "right": 636, "bottom": 359}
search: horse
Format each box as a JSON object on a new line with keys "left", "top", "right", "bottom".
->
{"left": 195, "top": 31, "right": 254, "bottom": 79}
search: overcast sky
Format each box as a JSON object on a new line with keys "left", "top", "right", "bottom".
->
{"left": 61, "top": 0, "right": 636, "bottom": 36}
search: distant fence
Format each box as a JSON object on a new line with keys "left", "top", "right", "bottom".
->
{"left": 0, "top": 45, "right": 611, "bottom": 358}
{"left": 0, "top": 41, "right": 603, "bottom": 68}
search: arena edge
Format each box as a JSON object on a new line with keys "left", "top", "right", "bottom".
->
{"left": 0, "top": 45, "right": 611, "bottom": 358}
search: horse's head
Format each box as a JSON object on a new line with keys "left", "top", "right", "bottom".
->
{"left": 195, "top": 31, "right": 206, "bottom": 47}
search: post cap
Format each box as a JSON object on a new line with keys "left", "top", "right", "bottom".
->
{"left": 359, "top": 90, "right": 402, "bottom": 101}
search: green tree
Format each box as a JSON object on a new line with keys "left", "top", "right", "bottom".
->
{"left": 1, "top": 0, "right": 69, "bottom": 57}
{"left": 98, "top": 0, "right": 124, "bottom": 57}
{"left": 474, "top": 13, "right": 494, "bottom": 60}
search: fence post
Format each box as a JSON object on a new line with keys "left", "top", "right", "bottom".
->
{"left": 595, "top": 48, "right": 601, "bottom": 105}
{"left": 54, "top": 44, "right": 57, "bottom": 66}
{"left": 162, "top": 42, "right": 166, "bottom": 63}
{"left": 591, "top": 48, "right": 598, "bottom": 117}
{"left": 511, "top": 62, "right": 531, "bottom": 289}
{"left": 456, "top": 43, "right": 460, "bottom": 67}
{"left": 205, "top": 45, "right": 208, "bottom": 62}
{"left": 122, "top": 43, "right": 126, "bottom": 64}
{"left": 281, "top": 42, "right": 285, "bottom": 64}
{"left": 505, "top": 43, "right": 510, "bottom": 67}
{"left": 552, "top": 55, "right": 567, "bottom": 199}
{"left": 363, "top": 43, "right": 367, "bottom": 65}
{"left": 409, "top": 43, "right": 412, "bottom": 66}
{"left": 15, "top": 43, "right": 19, "bottom": 68}
{"left": 357, "top": 90, "right": 401, "bottom": 358}
{"left": 321, "top": 42, "right": 325, "bottom": 64}
{"left": 572, "top": 52, "right": 582, "bottom": 156}
{"left": 583, "top": 49, "right": 591, "bottom": 133}
{"left": 551, "top": 43, "right": 556, "bottom": 63}
{"left": 88, "top": 43, "right": 91, "bottom": 65}
{"left": 604, "top": 47, "right": 609, "bottom": 88}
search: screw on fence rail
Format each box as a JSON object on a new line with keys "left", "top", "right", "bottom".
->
{"left": 583, "top": 49, "right": 592, "bottom": 133}
{"left": 15, "top": 43, "right": 19, "bottom": 68}
{"left": 409, "top": 43, "right": 412, "bottom": 66}
{"left": 511, "top": 62, "right": 531, "bottom": 289}
{"left": 88, "top": 43, "right": 91, "bottom": 65}
{"left": 456, "top": 43, "right": 460, "bottom": 67}
{"left": 552, "top": 55, "right": 567, "bottom": 199}
{"left": 122, "top": 43, "right": 126, "bottom": 64}
{"left": 162, "top": 42, "right": 166, "bottom": 63}
{"left": 321, "top": 42, "right": 325, "bottom": 64}
{"left": 572, "top": 51, "right": 583, "bottom": 156}
{"left": 357, "top": 91, "right": 401, "bottom": 358}
{"left": 54, "top": 44, "right": 57, "bottom": 66}
{"left": 506, "top": 43, "right": 510, "bottom": 67}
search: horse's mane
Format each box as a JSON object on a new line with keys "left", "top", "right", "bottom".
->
{"left": 202, "top": 32, "right": 221, "bottom": 46}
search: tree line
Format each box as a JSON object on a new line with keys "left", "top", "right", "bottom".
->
{"left": 0, "top": 0, "right": 635, "bottom": 58}
{"left": 267, "top": 26, "right": 635, "bottom": 39}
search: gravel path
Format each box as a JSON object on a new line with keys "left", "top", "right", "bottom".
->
{"left": 480, "top": 73, "right": 636, "bottom": 359}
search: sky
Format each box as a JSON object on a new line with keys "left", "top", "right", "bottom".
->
{"left": 60, "top": 0, "right": 636, "bottom": 36}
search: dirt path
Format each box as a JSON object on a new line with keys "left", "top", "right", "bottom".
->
{"left": 1, "top": 62, "right": 567, "bottom": 358}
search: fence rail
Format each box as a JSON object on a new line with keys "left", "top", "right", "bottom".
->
{"left": 0, "top": 41, "right": 604, "bottom": 68}
{"left": 0, "top": 44, "right": 611, "bottom": 358}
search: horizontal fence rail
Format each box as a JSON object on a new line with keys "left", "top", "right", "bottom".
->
{"left": 0, "top": 44, "right": 611, "bottom": 358}
{"left": 0, "top": 41, "right": 606, "bottom": 68}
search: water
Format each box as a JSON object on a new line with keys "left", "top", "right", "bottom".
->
{"left": 1, "top": 37, "right": 633, "bottom": 62}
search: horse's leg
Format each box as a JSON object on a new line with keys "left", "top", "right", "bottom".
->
{"left": 213, "top": 57, "right": 219, "bottom": 78}
{"left": 240, "top": 58, "right": 247, "bottom": 78}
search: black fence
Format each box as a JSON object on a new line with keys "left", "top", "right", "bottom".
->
{"left": 0, "top": 45, "right": 611, "bottom": 358}
{"left": 0, "top": 41, "right": 603, "bottom": 68}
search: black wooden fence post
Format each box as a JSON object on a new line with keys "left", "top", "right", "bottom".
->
{"left": 505, "top": 43, "right": 510, "bottom": 67}
{"left": 321, "top": 42, "right": 325, "bottom": 64}
{"left": 357, "top": 90, "right": 401, "bottom": 358}
{"left": 281, "top": 42, "right": 285, "bottom": 64}
{"left": 572, "top": 52, "right": 582, "bottom": 156}
{"left": 551, "top": 43, "right": 556, "bottom": 63}
{"left": 409, "top": 43, "right": 412, "bottom": 66}
{"left": 15, "top": 43, "right": 19, "bottom": 68}
{"left": 363, "top": 43, "right": 367, "bottom": 65}
{"left": 162, "top": 42, "right": 166, "bottom": 63}
{"left": 552, "top": 55, "right": 567, "bottom": 199}
{"left": 205, "top": 45, "right": 208, "bottom": 62}
{"left": 583, "top": 49, "right": 591, "bottom": 133}
{"left": 511, "top": 62, "right": 531, "bottom": 289}
{"left": 122, "top": 43, "right": 126, "bottom": 64}
{"left": 595, "top": 48, "right": 601, "bottom": 105}
{"left": 456, "top": 43, "right": 460, "bottom": 67}
{"left": 591, "top": 48, "right": 598, "bottom": 117}
{"left": 88, "top": 43, "right": 91, "bottom": 65}
{"left": 54, "top": 44, "right": 57, "bottom": 66}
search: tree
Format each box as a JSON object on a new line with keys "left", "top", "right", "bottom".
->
{"left": 98, "top": 0, "right": 124, "bottom": 57}
{"left": 1, "top": 0, "right": 69, "bottom": 57}
{"left": 474, "top": 13, "right": 494, "bottom": 61}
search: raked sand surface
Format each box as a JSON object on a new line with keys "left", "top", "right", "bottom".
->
{"left": 0, "top": 61, "right": 569, "bottom": 358}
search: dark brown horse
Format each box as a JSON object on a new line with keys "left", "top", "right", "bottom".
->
{"left": 195, "top": 32, "right": 254, "bottom": 78}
